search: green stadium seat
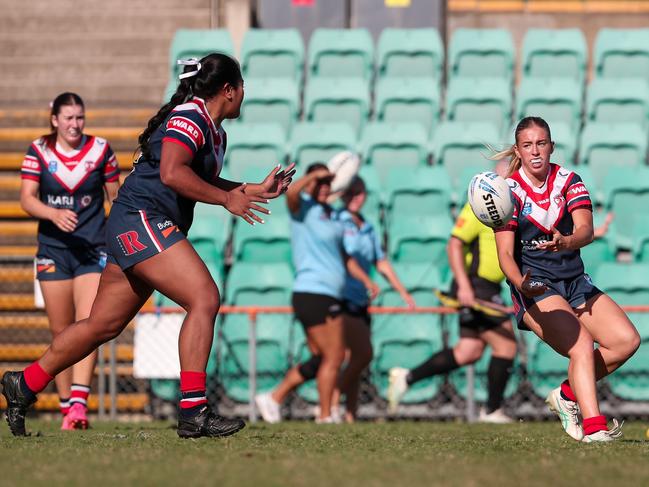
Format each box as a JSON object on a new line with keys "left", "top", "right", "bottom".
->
{"left": 289, "top": 122, "right": 357, "bottom": 167}
{"left": 448, "top": 29, "right": 514, "bottom": 81}
{"left": 430, "top": 121, "right": 500, "bottom": 190}
{"left": 371, "top": 314, "right": 444, "bottom": 403}
{"left": 232, "top": 214, "right": 291, "bottom": 263}
{"left": 163, "top": 79, "right": 178, "bottom": 103}
{"left": 239, "top": 78, "right": 300, "bottom": 134}
{"left": 241, "top": 29, "right": 305, "bottom": 82}
{"left": 607, "top": 336, "right": 649, "bottom": 401}
{"left": 455, "top": 163, "right": 497, "bottom": 207}
{"left": 304, "top": 77, "right": 371, "bottom": 136}
{"left": 189, "top": 203, "right": 232, "bottom": 264}
{"left": 383, "top": 166, "right": 452, "bottom": 222}
{"left": 225, "top": 262, "right": 293, "bottom": 305}
{"left": 377, "top": 28, "right": 444, "bottom": 81}
{"left": 150, "top": 379, "right": 179, "bottom": 402}
{"left": 223, "top": 123, "right": 287, "bottom": 180}
{"left": 448, "top": 323, "right": 520, "bottom": 402}
{"left": 631, "top": 215, "right": 649, "bottom": 262}
{"left": 525, "top": 332, "right": 569, "bottom": 399}
{"left": 374, "top": 77, "right": 441, "bottom": 135}
{"left": 360, "top": 122, "right": 429, "bottom": 181}
{"left": 388, "top": 214, "right": 452, "bottom": 264}
{"left": 351, "top": 165, "right": 383, "bottom": 226}
{"left": 522, "top": 29, "right": 587, "bottom": 82}
{"left": 515, "top": 78, "right": 583, "bottom": 133}
{"left": 580, "top": 210, "right": 616, "bottom": 274}
{"left": 308, "top": 28, "right": 374, "bottom": 80}
{"left": 594, "top": 28, "right": 649, "bottom": 80}
{"left": 586, "top": 79, "right": 649, "bottom": 129}
{"left": 219, "top": 313, "right": 293, "bottom": 403}
{"left": 579, "top": 122, "right": 647, "bottom": 190}
{"left": 446, "top": 77, "right": 512, "bottom": 135}
{"left": 602, "top": 167, "right": 649, "bottom": 249}
{"left": 595, "top": 262, "right": 649, "bottom": 305}
{"left": 169, "top": 29, "right": 234, "bottom": 79}
{"left": 377, "top": 263, "right": 444, "bottom": 308}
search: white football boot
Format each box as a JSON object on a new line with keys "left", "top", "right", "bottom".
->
{"left": 582, "top": 419, "right": 624, "bottom": 443}
{"left": 387, "top": 367, "right": 410, "bottom": 414}
{"left": 255, "top": 393, "right": 281, "bottom": 424}
{"left": 545, "top": 387, "right": 584, "bottom": 441}
{"left": 478, "top": 407, "right": 514, "bottom": 424}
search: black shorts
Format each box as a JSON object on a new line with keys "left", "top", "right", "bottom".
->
{"left": 342, "top": 300, "right": 371, "bottom": 326}
{"left": 36, "top": 243, "right": 107, "bottom": 281}
{"left": 292, "top": 292, "right": 342, "bottom": 329}
{"left": 509, "top": 273, "right": 602, "bottom": 331}
{"left": 450, "top": 279, "right": 508, "bottom": 339}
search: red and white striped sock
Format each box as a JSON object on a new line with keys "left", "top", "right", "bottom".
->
{"left": 59, "top": 397, "right": 70, "bottom": 416}
{"left": 179, "top": 371, "right": 207, "bottom": 417}
{"left": 70, "top": 384, "right": 90, "bottom": 408}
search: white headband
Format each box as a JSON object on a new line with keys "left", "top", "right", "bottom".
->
{"left": 177, "top": 58, "right": 202, "bottom": 80}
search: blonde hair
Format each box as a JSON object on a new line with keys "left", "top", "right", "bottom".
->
{"left": 489, "top": 116, "right": 552, "bottom": 177}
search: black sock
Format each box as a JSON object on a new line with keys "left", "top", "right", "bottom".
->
{"left": 19, "top": 373, "right": 37, "bottom": 403}
{"left": 406, "top": 348, "right": 458, "bottom": 385}
{"left": 486, "top": 357, "right": 514, "bottom": 413}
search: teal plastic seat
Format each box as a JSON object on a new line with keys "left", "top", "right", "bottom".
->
{"left": 595, "top": 262, "right": 649, "bottom": 305}
{"left": 602, "top": 167, "right": 649, "bottom": 249}
{"left": 580, "top": 210, "right": 616, "bottom": 274}
{"left": 371, "top": 314, "right": 444, "bottom": 403}
{"left": 388, "top": 214, "right": 452, "bottom": 264}
{"left": 374, "top": 77, "right": 441, "bottom": 135}
{"left": 226, "top": 262, "right": 293, "bottom": 305}
{"left": 189, "top": 203, "right": 232, "bottom": 264}
{"left": 169, "top": 29, "right": 234, "bottom": 79}
{"left": 239, "top": 78, "right": 300, "bottom": 134}
{"left": 515, "top": 78, "right": 583, "bottom": 133}
{"left": 431, "top": 122, "right": 500, "bottom": 189}
{"left": 446, "top": 77, "right": 512, "bottom": 135}
{"left": 448, "top": 29, "right": 514, "bottom": 81}
{"left": 289, "top": 122, "right": 357, "bottom": 166}
{"left": 594, "top": 28, "right": 649, "bottom": 79}
{"left": 150, "top": 379, "right": 179, "bottom": 402}
{"left": 383, "top": 166, "right": 452, "bottom": 222}
{"left": 219, "top": 313, "right": 293, "bottom": 403}
{"left": 455, "top": 164, "right": 497, "bottom": 207}
{"left": 308, "top": 28, "right": 374, "bottom": 80}
{"left": 232, "top": 214, "right": 291, "bottom": 263}
{"left": 579, "top": 123, "right": 648, "bottom": 192}
{"left": 241, "top": 29, "right": 305, "bottom": 82}
{"left": 607, "top": 337, "right": 649, "bottom": 401}
{"left": 522, "top": 29, "right": 587, "bottom": 82}
{"left": 525, "top": 333, "right": 569, "bottom": 399}
{"left": 631, "top": 215, "right": 649, "bottom": 262}
{"left": 305, "top": 77, "right": 371, "bottom": 135}
{"left": 223, "top": 123, "right": 287, "bottom": 180}
{"left": 586, "top": 79, "right": 649, "bottom": 129}
{"left": 360, "top": 122, "right": 429, "bottom": 181}
{"left": 377, "top": 28, "right": 444, "bottom": 81}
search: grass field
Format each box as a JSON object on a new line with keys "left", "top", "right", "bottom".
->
{"left": 2, "top": 419, "right": 649, "bottom": 487}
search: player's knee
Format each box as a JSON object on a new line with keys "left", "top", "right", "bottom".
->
{"left": 623, "top": 328, "right": 641, "bottom": 359}
{"left": 569, "top": 335, "right": 594, "bottom": 361}
{"left": 298, "top": 355, "right": 322, "bottom": 380}
{"left": 455, "top": 342, "right": 484, "bottom": 365}
{"left": 322, "top": 348, "right": 345, "bottom": 368}
{"left": 186, "top": 285, "right": 221, "bottom": 318}
{"left": 493, "top": 339, "right": 517, "bottom": 360}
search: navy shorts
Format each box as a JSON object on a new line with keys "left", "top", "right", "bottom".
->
{"left": 450, "top": 278, "right": 508, "bottom": 338}
{"left": 36, "top": 243, "right": 107, "bottom": 281}
{"left": 105, "top": 204, "right": 186, "bottom": 270}
{"left": 342, "top": 300, "right": 371, "bottom": 326}
{"left": 292, "top": 292, "right": 342, "bottom": 329}
{"left": 510, "top": 273, "right": 602, "bottom": 331}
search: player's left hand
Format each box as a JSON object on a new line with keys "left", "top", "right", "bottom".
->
{"left": 366, "top": 281, "right": 380, "bottom": 302}
{"left": 254, "top": 163, "right": 296, "bottom": 199}
{"left": 536, "top": 227, "right": 570, "bottom": 252}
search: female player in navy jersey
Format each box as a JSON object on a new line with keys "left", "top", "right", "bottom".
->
{"left": 3, "top": 53, "right": 294, "bottom": 438}
{"left": 493, "top": 116, "right": 640, "bottom": 442}
{"left": 20, "top": 92, "right": 120, "bottom": 430}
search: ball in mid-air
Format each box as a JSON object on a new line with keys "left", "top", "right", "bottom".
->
{"left": 468, "top": 171, "right": 515, "bottom": 229}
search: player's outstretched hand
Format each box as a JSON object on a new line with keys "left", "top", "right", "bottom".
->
{"left": 536, "top": 227, "right": 569, "bottom": 252}
{"left": 51, "top": 209, "right": 78, "bottom": 233}
{"left": 519, "top": 270, "right": 548, "bottom": 298}
{"left": 255, "top": 163, "right": 297, "bottom": 199}
{"left": 225, "top": 183, "right": 270, "bottom": 226}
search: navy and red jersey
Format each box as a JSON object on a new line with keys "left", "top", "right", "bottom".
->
{"left": 495, "top": 163, "right": 592, "bottom": 280}
{"left": 113, "top": 96, "right": 226, "bottom": 234}
{"left": 21, "top": 135, "right": 119, "bottom": 248}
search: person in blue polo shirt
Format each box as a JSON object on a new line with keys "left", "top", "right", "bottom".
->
{"left": 256, "top": 165, "right": 379, "bottom": 424}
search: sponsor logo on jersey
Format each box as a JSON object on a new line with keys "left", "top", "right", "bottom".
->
{"left": 558, "top": 170, "right": 569, "bottom": 177}
{"left": 161, "top": 225, "right": 179, "bottom": 239}
{"left": 481, "top": 193, "right": 504, "bottom": 227}
{"left": 47, "top": 194, "right": 74, "bottom": 208}
{"left": 80, "top": 195, "right": 92, "bottom": 208}
{"left": 117, "top": 231, "right": 148, "bottom": 256}
{"left": 167, "top": 118, "right": 202, "bottom": 143}
{"left": 522, "top": 202, "right": 532, "bottom": 216}
{"left": 48, "top": 160, "right": 58, "bottom": 173}
{"left": 568, "top": 184, "right": 587, "bottom": 196}
{"left": 520, "top": 237, "right": 550, "bottom": 251}
{"left": 157, "top": 220, "right": 174, "bottom": 230}
{"left": 22, "top": 159, "right": 39, "bottom": 170}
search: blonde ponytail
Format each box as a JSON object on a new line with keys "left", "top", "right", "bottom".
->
{"left": 487, "top": 144, "right": 520, "bottom": 177}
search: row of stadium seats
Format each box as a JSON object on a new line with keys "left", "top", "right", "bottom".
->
{"left": 225, "top": 75, "right": 649, "bottom": 140}
{"left": 168, "top": 27, "right": 649, "bottom": 85}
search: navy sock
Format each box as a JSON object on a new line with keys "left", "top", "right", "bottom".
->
{"left": 406, "top": 348, "right": 458, "bottom": 385}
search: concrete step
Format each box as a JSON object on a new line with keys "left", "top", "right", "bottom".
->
{"left": 0, "top": 10, "right": 209, "bottom": 34}
{"left": 0, "top": 343, "right": 134, "bottom": 361}
{"left": 0, "top": 108, "right": 156, "bottom": 128}
{"left": 0, "top": 202, "right": 28, "bottom": 218}
{"left": 0, "top": 314, "right": 137, "bottom": 330}
{"left": 9, "top": 0, "right": 210, "bottom": 10}
{"left": 0, "top": 392, "right": 149, "bottom": 412}
{"left": 0, "top": 245, "right": 37, "bottom": 262}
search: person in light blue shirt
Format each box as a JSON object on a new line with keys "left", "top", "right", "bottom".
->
{"left": 332, "top": 176, "right": 415, "bottom": 422}
{"left": 256, "top": 163, "right": 378, "bottom": 424}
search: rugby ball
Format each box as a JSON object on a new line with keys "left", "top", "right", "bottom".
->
{"left": 327, "top": 151, "right": 361, "bottom": 193}
{"left": 467, "top": 172, "right": 515, "bottom": 229}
